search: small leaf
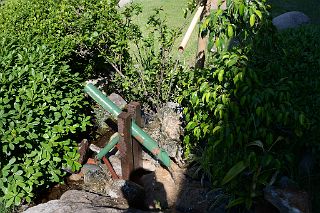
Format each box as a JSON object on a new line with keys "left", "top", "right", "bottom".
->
{"left": 227, "top": 197, "right": 246, "bottom": 208}
{"left": 299, "top": 114, "right": 305, "bottom": 125}
{"left": 15, "top": 170, "right": 23, "bottom": 176}
{"left": 221, "top": 161, "right": 247, "bottom": 185}
{"left": 218, "top": 70, "right": 224, "bottom": 82}
{"left": 255, "top": 10, "right": 262, "bottom": 19}
{"left": 186, "top": 121, "right": 197, "bottom": 130}
{"left": 6, "top": 197, "right": 14, "bottom": 208}
{"left": 250, "top": 14, "right": 256, "bottom": 27}
{"left": 212, "top": 125, "right": 221, "bottom": 134}
{"left": 8, "top": 157, "right": 16, "bottom": 165}
{"left": 239, "top": 4, "right": 245, "bottom": 16}
{"left": 92, "top": 31, "right": 98, "bottom": 37}
{"left": 227, "top": 25, "right": 234, "bottom": 37}
{"left": 15, "top": 196, "right": 21, "bottom": 206}
{"left": 247, "top": 140, "right": 265, "bottom": 152}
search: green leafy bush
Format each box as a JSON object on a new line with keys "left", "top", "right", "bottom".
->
{"left": 111, "top": 9, "right": 183, "bottom": 112}
{"left": 0, "top": 0, "right": 138, "bottom": 207}
{"left": 179, "top": 0, "right": 320, "bottom": 209}
{"left": 0, "top": 0, "right": 138, "bottom": 77}
{"left": 0, "top": 41, "right": 89, "bottom": 207}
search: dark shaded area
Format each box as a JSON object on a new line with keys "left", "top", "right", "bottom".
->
{"left": 177, "top": 10, "right": 320, "bottom": 213}
{"left": 123, "top": 168, "right": 168, "bottom": 211}
{"left": 267, "top": 0, "right": 320, "bottom": 24}
{"left": 33, "top": 176, "right": 83, "bottom": 205}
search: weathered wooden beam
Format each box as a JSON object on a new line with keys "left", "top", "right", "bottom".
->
{"left": 195, "top": 0, "right": 213, "bottom": 68}
{"left": 128, "top": 102, "right": 143, "bottom": 169}
{"left": 195, "top": 0, "right": 226, "bottom": 68}
{"left": 178, "top": 5, "right": 204, "bottom": 52}
{"left": 118, "top": 112, "right": 133, "bottom": 180}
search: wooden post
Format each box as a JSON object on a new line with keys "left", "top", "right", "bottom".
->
{"left": 178, "top": 6, "right": 204, "bottom": 52}
{"left": 127, "top": 102, "right": 143, "bottom": 169}
{"left": 118, "top": 112, "right": 133, "bottom": 180}
{"left": 195, "top": 0, "right": 214, "bottom": 68}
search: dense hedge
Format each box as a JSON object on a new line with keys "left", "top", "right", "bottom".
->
{"left": 179, "top": 0, "right": 320, "bottom": 209}
{"left": 0, "top": 0, "right": 137, "bottom": 207}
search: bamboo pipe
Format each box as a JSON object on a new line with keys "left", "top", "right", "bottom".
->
{"left": 96, "top": 133, "right": 120, "bottom": 160}
{"left": 84, "top": 83, "right": 171, "bottom": 168}
{"left": 178, "top": 6, "right": 204, "bottom": 53}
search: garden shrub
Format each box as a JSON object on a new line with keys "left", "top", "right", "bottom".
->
{"left": 0, "top": 0, "right": 138, "bottom": 77}
{"left": 0, "top": 40, "right": 90, "bottom": 207}
{"left": 0, "top": 0, "right": 138, "bottom": 207}
{"left": 180, "top": 0, "right": 320, "bottom": 209}
{"left": 111, "top": 9, "right": 183, "bottom": 112}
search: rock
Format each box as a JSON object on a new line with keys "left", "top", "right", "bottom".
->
{"left": 272, "top": 11, "right": 310, "bottom": 31}
{"left": 166, "top": 102, "right": 180, "bottom": 109}
{"left": 81, "top": 164, "right": 104, "bottom": 176}
{"left": 143, "top": 106, "right": 184, "bottom": 165}
{"left": 109, "top": 155, "right": 123, "bottom": 177}
{"left": 108, "top": 93, "right": 127, "bottom": 110}
{"left": 94, "top": 93, "right": 126, "bottom": 124}
{"left": 112, "top": 179, "right": 145, "bottom": 208}
{"left": 23, "top": 190, "right": 149, "bottom": 213}
{"left": 82, "top": 167, "right": 145, "bottom": 209}
{"left": 92, "top": 93, "right": 127, "bottom": 129}
{"left": 60, "top": 190, "right": 128, "bottom": 209}
{"left": 278, "top": 176, "right": 297, "bottom": 189}
{"left": 68, "top": 173, "right": 83, "bottom": 182}
{"left": 140, "top": 171, "right": 168, "bottom": 210}
{"left": 264, "top": 186, "right": 311, "bottom": 213}
{"left": 299, "top": 151, "right": 314, "bottom": 176}
{"left": 142, "top": 159, "right": 157, "bottom": 171}
{"left": 139, "top": 164, "right": 186, "bottom": 210}
{"left": 175, "top": 184, "right": 209, "bottom": 213}
{"left": 158, "top": 107, "right": 182, "bottom": 141}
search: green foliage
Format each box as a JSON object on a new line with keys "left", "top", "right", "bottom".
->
{"left": 0, "top": 202, "right": 12, "bottom": 213}
{"left": 0, "top": 0, "right": 138, "bottom": 77}
{"left": 111, "top": 9, "right": 183, "bottom": 111}
{"left": 179, "top": 0, "right": 320, "bottom": 209}
{"left": 0, "top": 38, "right": 89, "bottom": 208}
{"left": 0, "top": 0, "right": 138, "bottom": 207}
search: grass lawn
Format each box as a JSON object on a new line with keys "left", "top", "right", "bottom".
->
{"left": 130, "top": 0, "right": 199, "bottom": 66}
{"left": 268, "top": 0, "right": 320, "bottom": 23}
{"left": 126, "top": 0, "right": 320, "bottom": 67}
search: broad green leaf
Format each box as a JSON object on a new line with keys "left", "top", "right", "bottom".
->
{"left": 218, "top": 70, "right": 224, "bottom": 82}
{"left": 255, "top": 10, "right": 262, "bottom": 19}
{"left": 6, "top": 197, "right": 14, "bottom": 208}
{"left": 221, "top": 161, "right": 247, "bottom": 185}
{"left": 239, "top": 4, "right": 245, "bottom": 16}
{"left": 186, "top": 121, "right": 197, "bottom": 130}
{"left": 227, "top": 25, "right": 234, "bottom": 37}
{"left": 8, "top": 157, "right": 16, "bottom": 165}
{"left": 250, "top": 14, "right": 256, "bottom": 27}
{"left": 212, "top": 125, "right": 221, "bottom": 134}
{"left": 227, "top": 197, "right": 246, "bottom": 208}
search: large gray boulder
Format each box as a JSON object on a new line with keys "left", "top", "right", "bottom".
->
{"left": 23, "top": 190, "right": 147, "bottom": 213}
{"left": 272, "top": 11, "right": 310, "bottom": 31}
{"left": 264, "top": 186, "right": 311, "bottom": 213}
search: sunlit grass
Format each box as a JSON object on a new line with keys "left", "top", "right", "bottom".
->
{"left": 130, "top": 0, "right": 199, "bottom": 66}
